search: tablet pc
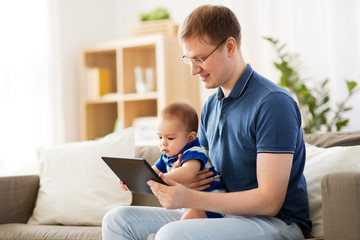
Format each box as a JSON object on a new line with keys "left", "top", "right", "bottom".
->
{"left": 101, "top": 156, "right": 165, "bottom": 195}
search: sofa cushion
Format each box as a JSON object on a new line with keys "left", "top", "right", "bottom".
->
{"left": 133, "top": 145, "right": 162, "bottom": 207}
{"left": 304, "top": 130, "right": 360, "bottom": 147}
{"left": 27, "top": 128, "right": 134, "bottom": 226}
{"left": 0, "top": 223, "right": 101, "bottom": 240}
{"left": 135, "top": 145, "right": 161, "bottom": 166}
{"left": 304, "top": 143, "right": 360, "bottom": 238}
{"left": 321, "top": 172, "right": 360, "bottom": 240}
{"left": 0, "top": 175, "right": 39, "bottom": 224}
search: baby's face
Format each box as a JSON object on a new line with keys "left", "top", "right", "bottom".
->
{"left": 156, "top": 117, "right": 190, "bottom": 157}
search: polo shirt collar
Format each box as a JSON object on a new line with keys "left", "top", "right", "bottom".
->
{"left": 217, "top": 64, "right": 254, "bottom": 100}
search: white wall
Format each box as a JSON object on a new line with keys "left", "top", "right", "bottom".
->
{"left": 52, "top": 0, "right": 121, "bottom": 142}
{"left": 55, "top": 0, "right": 360, "bottom": 142}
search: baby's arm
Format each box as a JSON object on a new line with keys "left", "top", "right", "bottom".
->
{"left": 161, "top": 159, "right": 202, "bottom": 184}
{"left": 152, "top": 165, "right": 161, "bottom": 176}
{"left": 153, "top": 159, "right": 203, "bottom": 184}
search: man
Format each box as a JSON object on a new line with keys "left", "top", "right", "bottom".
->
{"left": 102, "top": 5, "right": 311, "bottom": 240}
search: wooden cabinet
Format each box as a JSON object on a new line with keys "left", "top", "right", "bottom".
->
{"left": 79, "top": 34, "right": 199, "bottom": 140}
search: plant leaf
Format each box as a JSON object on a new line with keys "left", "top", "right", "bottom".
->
{"left": 321, "top": 96, "right": 330, "bottom": 105}
{"left": 336, "top": 119, "right": 349, "bottom": 131}
{"left": 343, "top": 107, "right": 352, "bottom": 112}
{"left": 346, "top": 80, "right": 357, "bottom": 93}
{"left": 321, "top": 79, "right": 329, "bottom": 88}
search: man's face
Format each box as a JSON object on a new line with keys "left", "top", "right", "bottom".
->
{"left": 181, "top": 36, "right": 230, "bottom": 89}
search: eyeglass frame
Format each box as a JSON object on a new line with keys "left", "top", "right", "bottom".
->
{"left": 180, "top": 38, "right": 228, "bottom": 66}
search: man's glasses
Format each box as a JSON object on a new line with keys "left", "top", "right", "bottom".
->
{"left": 181, "top": 38, "right": 228, "bottom": 66}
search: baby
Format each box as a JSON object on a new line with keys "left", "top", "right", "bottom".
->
{"left": 119, "top": 102, "right": 225, "bottom": 219}
{"left": 152, "top": 102, "right": 225, "bottom": 220}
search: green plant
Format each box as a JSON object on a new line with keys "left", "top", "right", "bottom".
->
{"left": 265, "top": 37, "right": 359, "bottom": 133}
{"left": 140, "top": 7, "right": 170, "bottom": 22}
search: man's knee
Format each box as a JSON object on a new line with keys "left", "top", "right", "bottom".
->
{"left": 156, "top": 221, "right": 194, "bottom": 240}
{"left": 102, "top": 206, "right": 130, "bottom": 229}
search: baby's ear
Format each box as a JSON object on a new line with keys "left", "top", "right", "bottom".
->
{"left": 188, "top": 131, "right": 197, "bottom": 142}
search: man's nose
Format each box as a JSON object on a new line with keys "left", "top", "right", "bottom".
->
{"left": 190, "top": 61, "right": 201, "bottom": 76}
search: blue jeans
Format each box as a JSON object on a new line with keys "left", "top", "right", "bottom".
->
{"left": 102, "top": 206, "right": 304, "bottom": 240}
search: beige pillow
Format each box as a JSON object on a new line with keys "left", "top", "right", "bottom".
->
{"left": 304, "top": 143, "right": 360, "bottom": 238}
{"left": 28, "top": 128, "right": 134, "bottom": 226}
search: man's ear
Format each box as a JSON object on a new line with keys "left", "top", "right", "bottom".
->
{"left": 226, "top": 37, "right": 237, "bottom": 57}
{"left": 188, "top": 131, "right": 197, "bottom": 142}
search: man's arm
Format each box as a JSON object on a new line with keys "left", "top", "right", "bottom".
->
{"left": 148, "top": 153, "right": 292, "bottom": 217}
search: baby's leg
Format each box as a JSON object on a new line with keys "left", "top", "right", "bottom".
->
{"left": 181, "top": 208, "right": 207, "bottom": 220}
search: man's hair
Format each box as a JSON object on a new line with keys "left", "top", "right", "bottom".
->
{"left": 178, "top": 5, "right": 241, "bottom": 46}
{"left": 160, "top": 102, "right": 198, "bottom": 133}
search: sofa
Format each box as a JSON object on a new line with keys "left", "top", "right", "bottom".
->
{"left": 0, "top": 130, "right": 359, "bottom": 240}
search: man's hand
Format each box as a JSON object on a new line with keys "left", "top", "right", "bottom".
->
{"left": 184, "top": 168, "right": 214, "bottom": 190}
{"left": 147, "top": 173, "right": 191, "bottom": 209}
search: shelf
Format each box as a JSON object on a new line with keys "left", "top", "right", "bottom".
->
{"left": 80, "top": 35, "right": 200, "bottom": 141}
{"left": 84, "top": 50, "right": 117, "bottom": 94}
{"left": 122, "top": 99, "right": 158, "bottom": 128}
{"left": 84, "top": 102, "right": 118, "bottom": 140}
{"left": 122, "top": 92, "right": 157, "bottom": 101}
{"left": 85, "top": 94, "right": 120, "bottom": 104}
{"left": 121, "top": 45, "right": 156, "bottom": 94}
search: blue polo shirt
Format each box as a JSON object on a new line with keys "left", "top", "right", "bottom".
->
{"left": 198, "top": 64, "right": 311, "bottom": 235}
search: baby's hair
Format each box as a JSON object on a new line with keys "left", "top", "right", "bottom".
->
{"left": 160, "top": 102, "right": 198, "bottom": 133}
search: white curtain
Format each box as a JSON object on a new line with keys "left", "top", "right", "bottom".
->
{"left": 0, "top": 0, "right": 64, "bottom": 176}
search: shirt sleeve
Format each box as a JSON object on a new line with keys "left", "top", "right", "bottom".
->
{"left": 255, "top": 92, "right": 302, "bottom": 153}
{"left": 181, "top": 146, "right": 209, "bottom": 171}
{"left": 198, "top": 102, "right": 209, "bottom": 150}
{"left": 154, "top": 154, "right": 167, "bottom": 173}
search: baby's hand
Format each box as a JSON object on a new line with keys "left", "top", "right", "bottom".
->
{"left": 119, "top": 180, "right": 129, "bottom": 191}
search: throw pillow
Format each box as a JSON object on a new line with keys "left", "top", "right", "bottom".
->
{"left": 28, "top": 128, "right": 134, "bottom": 226}
{"left": 304, "top": 143, "right": 360, "bottom": 238}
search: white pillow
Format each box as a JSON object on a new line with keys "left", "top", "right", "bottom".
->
{"left": 304, "top": 143, "right": 360, "bottom": 238}
{"left": 28, "top": 128, "right": 134, "bottom": 226}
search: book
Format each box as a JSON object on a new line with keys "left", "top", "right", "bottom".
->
{"left": 85, "top": 67, "right": 111, "bottom": 99}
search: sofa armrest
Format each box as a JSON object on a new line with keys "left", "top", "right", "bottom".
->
{"left": 321, "top": 172, "right": 360, "bottom": 240}
{"left": 0, "top": 175, "right": 39, "bottom": 224}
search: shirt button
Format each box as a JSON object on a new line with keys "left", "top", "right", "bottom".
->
{"left": 221, "top": 113, "right": 225, "bottom": 118}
